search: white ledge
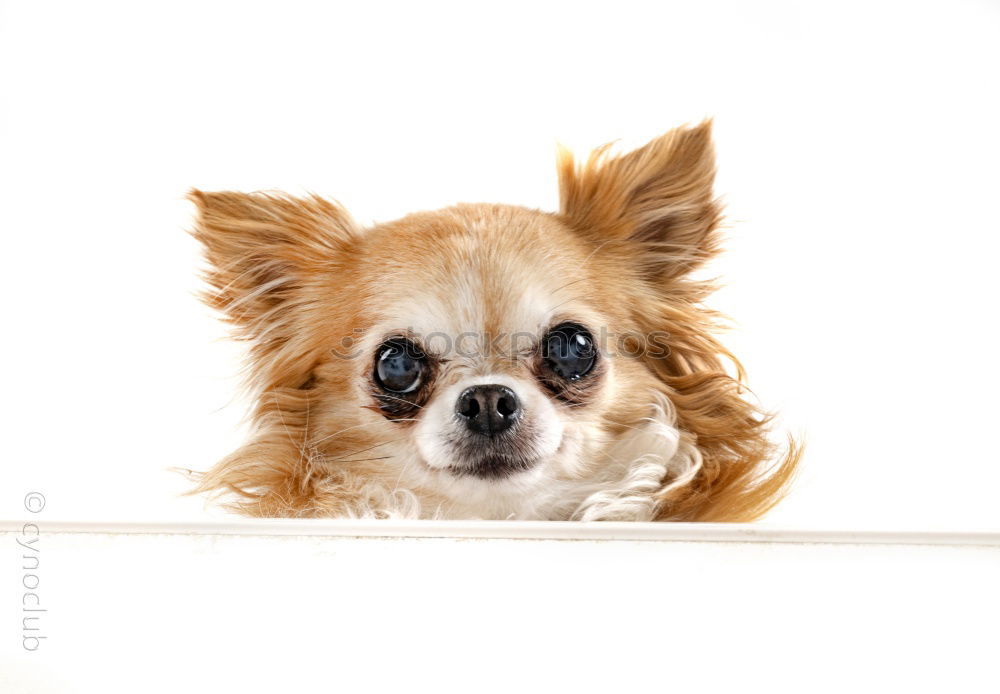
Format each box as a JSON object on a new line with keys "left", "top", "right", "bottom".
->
{"left": 1, "top": 518, "right": 998, "bottom": 546}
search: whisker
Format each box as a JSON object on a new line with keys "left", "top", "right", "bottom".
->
{"left": 549, "top": 276, "right": 589, "bottom": 295}
{"left": 543, "top": 239, "right": 619, "bottom": 313}
{"left": 375, "top": 393, "right": 426, "bottom": 410}
{"left": 334, "top": 456, "right": 395, "bottom": 464}
{"left": 545, "top": 295, "right": 584, "bottom": 313}
{"left": 311, "top": 421, "right": 379, "bottom": 446}
{"left": 326, "top": 438, "right": 406, "bottom": 462}
{"left": 578, "top": 237, "right": 618, "bottom": 270}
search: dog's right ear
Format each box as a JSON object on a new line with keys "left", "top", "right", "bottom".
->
{"left": 189, "top": 190, "right": 360, "bottom": 386}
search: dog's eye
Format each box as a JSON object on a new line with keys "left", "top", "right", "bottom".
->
{"left": 374, "top": 339, "right": 427, "bottom": 393}
{"left": 543, "top": 323, "right": 597, "bottom": 381}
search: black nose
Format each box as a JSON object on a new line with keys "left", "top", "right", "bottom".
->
{"left": 456, "top": 385, "right": 521, "bottom": 437}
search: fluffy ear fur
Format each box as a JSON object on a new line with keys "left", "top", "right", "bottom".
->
{"left": 558, "top": 122, "right": 801, "bottom": 522}
{"left": 557, "top": 120, "right": 722, "bottom": 282}
{"left": 188, "top": 191, "right": 366, "bottom": 516}
{"left": 189, "top": 190, "right": 359, "bottom": 392}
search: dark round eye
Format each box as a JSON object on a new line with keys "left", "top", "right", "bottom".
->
{"left": 543, "top": 323, "right": 597, "bottom": 381}
{"left": 374, "top": 339, "right": 427, "bottom": 393}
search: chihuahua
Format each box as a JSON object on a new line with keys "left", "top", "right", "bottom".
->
{"left": 189, "top": 121, "right": 799, "bottom": 521}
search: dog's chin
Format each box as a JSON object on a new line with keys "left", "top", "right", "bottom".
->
{"left": 445, "top": 455, "right": 541, "bottom": 481}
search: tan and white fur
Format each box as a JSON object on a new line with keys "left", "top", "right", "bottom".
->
{"left": 188, "top": 121, "right": 800, "bottom": 521}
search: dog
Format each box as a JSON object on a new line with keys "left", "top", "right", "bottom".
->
{"left": 188, "top": 121, "right": 800, "bottom": 521}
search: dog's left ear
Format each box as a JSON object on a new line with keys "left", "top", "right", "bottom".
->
{"left": 557, "top": 121, "right": 720, "bottom": 282}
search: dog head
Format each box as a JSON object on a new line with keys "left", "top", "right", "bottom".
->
{"left": 189, "top": 122, "right": 799, "bottom": 520}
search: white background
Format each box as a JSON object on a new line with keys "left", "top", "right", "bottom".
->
{"left": 2, "top": 0, "right": 1000, "bottom": 530}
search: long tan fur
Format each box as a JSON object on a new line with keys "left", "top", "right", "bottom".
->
{"left": 556, "top": 121, "right": 801, "bottom": 521}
